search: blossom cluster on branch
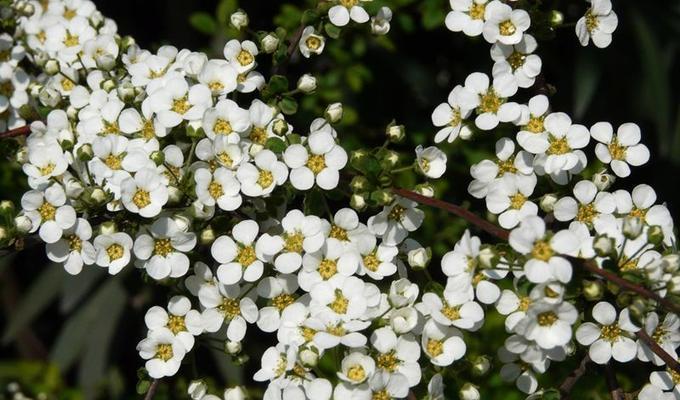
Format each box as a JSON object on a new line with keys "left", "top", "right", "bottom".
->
{"left": 0, "top": 0, "right": 678, "bottom": 399}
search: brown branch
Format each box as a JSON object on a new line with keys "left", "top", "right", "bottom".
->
{"left": 0, "top": 125, "right": 31, "bottom": 139}
{"left": 636, "top": 329, "right": 680, "bottom": 373}
{"left": 392, "top": 188, "right": 510, "bottom": 241}
{"left": 558, "top": 354, "right": 590, "bottom": 399}
{"left": 143, "top": 379, "right": 160, "bottom": 400}
{"left": 603, "top": 364, "right": 624, "bottom": 400}
{"left": 406, "top": 391, "right": 416, "bottom": 400}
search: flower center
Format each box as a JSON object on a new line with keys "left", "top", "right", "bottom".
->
{"left": 340, "top": 0, "right": 359, "bottom": 8}
{"left": 547, "top": 136, "right": 571, "bottom": 155}
{"left": 257, "top": 169, "right": 274, "bottom": 188}
{"left": 171, "top": 95, "right": 191, "bottom": 115}
{"left": 629, "top": 207, "right": 647, "bottom": 222}
{"left": 497, "top": 157, "right": 517, "bottom": 176}
{"left": 469, "top": 3, "right": 486, "bottom": 19}
{"left": 376, "top": 350, "right": 399, "bottom": 372}
{"left": 329, "top": 290, "right": 349, "bottom": 314}
{"left": 537, "top": 311, "right": 558, "bottom": 326}
{"left": 306, "top": 154, "right": 326, "bottom": 174}
{"left": 249, "top": 126, "right": 267, "bottom": 145}
{"left": 607, "top": 139, "right": 627, "bottom": 160}
{"left": 600, "top": 324, "right": 621, "bottom": 342}
{"left": 531, "top": 240, "right": 554, "bottom": 261}
{"left": 208, "top": 181, "right": 223, "bottom": 199}
{"left": 388, "top": 204, "right": 406, "bottom": 221}
{"left": 585, "top": 10, "right": 599, "bottom": 32}
{"left": 507, "top": 51, "right": 526, "bottom": 70}
{"left": 426, "top": 339, "right": 444, "bottom": 357}
{"left": 67, "top": 234, "right": 82, "bottom": 252}
{"left": 326, "top": 323, "right": 346, "bottom": 337}
{"left": 283, "top": 231, "right": 304, "bottom": 253}
{"left": 318, "top": 258, "right": 338, "bottom": 280}
{"left": 329, "top": 224, "right": 349, "bottom": 241}
{"left": 208, "top": 81, "right": 224, "bottom": 92}
{"left": 142, "top": 120, "right": 156, "bottom": 139}
{"left": 153, "top": 238, "right": 173, "bottom": 257}
{"left": 652, "top": 326, "right": 668, "bottom": 344}
{"left": 372, "top": 390, "right": 390, "bottom": 400}
{"left": 669, "top": 369, "right": 680, "bottom": 385}
{"left": 272, "top": 294, "right": 295, "bottom": 311}
{"left": 518, "top": 296, "right": 531, "bottom": 312}
{"left": 219, "top": 298, "right": 240, "bottom": 320}
{"left": 576, "top": 203, "right": 598, "bottom": 224}
{"left": 347, "top": 365, "right": 366, "bottom": 382}
{"left": 38, "top": 202, "right": 56, "bottom": 221}
{"left": 106, "top": 243, "right": 124, "bottom": 261}
{"left": 105, "top": 154, "right": 122, "bottom": 170}
{"left": 618, "top": 256, "right": 638, "bottom": 272}
{"left": 63, "top": 31, "right": 79, "bottom": 47}
{"left": 236, "top": 50, "right": 254, "bottom": 66}
{"left": 441, "top": 303, "right": 461, "bottom": 321}
{"left": 132, "top": 189, "right": 151, "bottom": 208}
{"left": 237, "top": 245, "right": 257, "bottom": 266}
{"left": 420, "top": 158, "right": 431, "bottom": 172}
{"left": 499, "top": 20, "right": 517, "bottom": 36}
{"left": 103, "top": 121, "right": 119, "bottom": 135}
{"left": 61, "top": 77, "right": 74, "bottom": 91}
{"left": 301, "top": 327, "right": 317, "bottom": 341}
{"left": 509, "top": 193, "right": 527, "bottom": 210}
{"left": 215, "top": 152, "right": 233, "bottom": 169}
{"left": 63, "top": 8, "right": 77, "bottom": 19}
{"left": 524, "top": 116, "right": 545, "bottom": 133}
{"left": 478, "top": 88, "right": 504, "bottom": 114}
{"left": 305, "top": 36, "right": 321, "bottom": 51}
{"left": 167, "top": 315, "right": 186, "bottom": 334}
{"left": 155, "top": 343, "right": 173, "bottom": 361}
{"left": 449, "top": 108, "right": 462, "bottom": 127}
{"left": 362, "top": 253, "right": 379, "bottom": 272}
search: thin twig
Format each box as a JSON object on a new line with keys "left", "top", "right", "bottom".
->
{"left": 144, "top": 379, "right": 160, "bottom": 400}
{"left": 636, "top": 329, "right": 680, "bottom": 373}
{"left": 0, "top": 125, "right": 31, "bottom": 139}
{"left": 558, "top": 354, "right": 590, "bottom": 399}
{"left": 603, "top": 364, "right": 624, "bottom": 400}
{"left": 406, "top": 390, "right": 417, "bottom": 400}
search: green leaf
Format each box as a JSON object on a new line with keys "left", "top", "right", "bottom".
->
{"left": 572, "top": 50, "right": 601, "bottom": 120}
{"left": 59, "top": 267, "right": 104, "bottom": 313}
{"left": 189, "top": 12, "right": 217, "bottom": 35}
{"left": 268, "top": 75, "right": 289, "bottom": 95}
{"left": 2, "top": 265, "right": 64, "bottom": 343}
{"left": 278, "top": 97, "right": 298, "bottom": 115}
{"left": 265, "top": 137, "right": 287, "bottom": 154}
{"left": 324, "top": 22, "right": 341, "bottom": 39}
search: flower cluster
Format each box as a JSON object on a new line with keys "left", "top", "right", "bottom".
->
{"left": 1, "top": 0, "right": 678, "bottom": 399}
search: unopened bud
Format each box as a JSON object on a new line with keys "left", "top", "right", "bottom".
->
{"left": 459, "top": 383, "right": 480, "bottom": 400}
{"left": 230, "top": 10, "right": 249, "bottom": 30}
{"left": 540, "top": 193, "right": 558, "bottom": 213}
{"left": 551, "top": 10, "right": 565, "bottom": 26}
{"left": 0, "top": 200, "right": 16, "bottom": 215}
{"left": 101, "top": 79, "right": 116, "bottom": 92}
{"left": 96, "top": 54, "right": 116, "bottom": 71}
{"left": 99, "top": 220, "right": 117, "bottom": 235}
{"left": 44, "top": 60, "right": 60, "bottom": 75}
{"left": 593, "top": 235, "right": 615, "bottom": 257}
{"left": 627, "top": 299, "right": 647, "bottom": 327}
{"left": 77, "top": 144, "right": 94, "bottom": 161}
{"left": 592, "top": 169, "right": 615, "bottom": 191}
{"left": 386, "top": 123, "right": 405, "bottom": 143}
{"left": 261, "top": 33, "right": 280, "bottom": 54}
{"left": 15, "top": 147, "right": 28, "bottom": 164}
{"left": 661, "top": 254, "right": 680, "bottom": 273}
{"left": 647, "top": 225, "right": 664, "bottom": 245}
{"left": 299, "top": 347, "right": 319, "bottom": 368}
{"left": 167, "top": 186, "right": 183, "bottom": 204}
{"left": 471, "top": 355, "right": 491, "bottom": 376}
{"left": 350, "top": 193, "right": 367, "bottom": 211}
{"left": 39, "top": 86, "right": 61, "bottom": 107}
{"left": 350, "top": 176, "right": 369, "bottom": 192}
{"left": 271, "top": 118, "right": 288, "bottom": 136}
{"left": 187, "top": 380, "right": 207, "bottom": 400}
{"left": 582, "top": 279, "right": 604, "bottom": 301}
{"left": 668, "top": 275, "right": 680, "bottom": 295}
{"left": 380, "top": 150, "right": 399, "bottom": 169}
{"left": 0, "top": 226, "right": 8, "bottom": 241}
{"left": 224, "top": 386, "right": 248, "bottom": 400}
{"left": 58, "top": 129, "right": 74, "bottom": 147}
{"left": 372, "top": 189, "right": 394, "bottom": 206}
{"left": 233, "top": 354, "right": 249, "bottom": 365}
{"left": 200, "top": 226, "right": 216, "bottom": 245}
{"left": 297, "top": 74, "right": 317, "bottom": 93}
{"left": 150, "top": 151, "right": 165, "bottom": 166}
{"left": 14, "top": 215, "right": 32, "bottom": 233}
{"left": 120, "top": 36, "right": 136, "bottom": 51}
{"left": 478, "top": 247, "right": 498, "bottom": 269}
{"left": 407, "top": 246, "right": 431, "bottom": 270}
{"left": 623, "top": 216, "right": 644, "bottom": 239}
{"left": 225, "top": 340, "right": 242, "bottom": 355}
{"left": 324, "top": 102, "right": 343, "bottom": 123}
{"left": 459, "top": 124, "right": 473, "bottom": 140}
{"left": 414, "top": 183, "right": 434, "bottom": 198}
{"left": 350, "top": 149, "right": 368, "bottom": 164}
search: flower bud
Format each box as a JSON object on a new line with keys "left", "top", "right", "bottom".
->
{"left": 350, "top": 193, "right": 367, "bottom": 211}
{"left": 626, "top": 299, "right": 647, "bottom": 327}
{"left": 225, "top": 340, "right": 242, "bottom": 355}
{"left": 647, "top": 225, "right": 664, "bottom": 245}
{"left": 14, "top": 215, "right": 32, "bottom": 234}
{"left": 150, "top": 151, "right": 165, "bottom": 166}
{"left": 582, "top": 279, "right": 604, "bottom": 301}
{"left": 120, "top": 36, "right": 136, "bottom": 51}
{"left": 668, "top": 275, "right": 680, "bottom": 295}
{"left": 551, "top": 10, "right": 565, "bottom": 26}
{"left": 99, "top": 220, "right": 117, "bottom": 235}
{"left": 191, "top": 200, "right": 215, "bottom": 220}
{"left": 592, "top": 169, "right": 615, "bottom": 191}
{"left": 233, "top": 354, "right": 249, "bottom": 365}
{"left": 459, "top": 124, "right": 473, "bottom": 140}
{"left": 371, "top": 7, "right": 392, "bottom": 35}
{"left": 407, "top": 246, "right": 431, "bottom": 270}
{"left": 471, "top": 355, "right": 491, "bottom": 376}
{"left": 0, "top": 226, "right": 8, "bottom": 242}
{"left": 167, "top": 186, "right": 183, "bottom": 204}
{"left": 200, "top": 226, "right": 216, "bottom": 245}
{"left": 64, "top": 178, "right": 84, "bottom": 198}
{"left": 296, "top": 74, "right": 317, "bottom": 93}
{"left": 623, "top": 216, "right": 644, "bottom": 239}
{"left": 261, "top": 33, "right": 280, "bottom": 54}
{"left": 224, "top": 386, "right": 248, "bottom": 400}
{"left": 299, "top": 347, "right": 319, "bottom": 368}
{"left": 459, "top": 383, "right": 480, "bottom": 400}
{"left": 230, "top": 10, "right": 249, "bottom": 30}
{"left": 101, "top": 79, "right": 116, "bottom": 92}
{"left": 540, "top": 193, "right": 558, "bottom": 213}
{"left": 380, "top": 150, "right": 399, "bottom": 169}
{"left": 386, "top": 122, "right": 405, "bottom": 143}
{"left": 350, "top": 149, "right": 368, "bottom": 164}
{"left": 96, "top": 54, "right": 116, "bottom": 71}
{"left": 58, "top": 129, "right": 74, "bottom": 147}
{"left": 77, "top": 144, "right": 94, "bottom": 161}
{"left": 66, "top": 105, "right": 78, "bottom": 120}
{"left": 661, "top": 254, "right": 680, "bottom": 273}
{"left": 89, "top": 10, "right": 104, "bottom": 28}
{"left": 414, "top": 183, "right": 434, "bottom": 198}
{"left": 44, "top": 59, "right": 60, "bottom": 75}
{"left": 372, "top": 189, "right": 394, "bottom": 206}
{"left": 271, "top": 118, "right": 288, "bottom": 136}
{"left": 39, "top": 86, "right": 61, "bottom": 107}
{"left": 15, "top": 147, "right": 28, "bottom": 164}
{"left": 478, "top": 247, "right": 498, "bottom": 269}
{"left": 593, "top": 235, "right": 615, "bottom": 257}
{"left": 0, "top": 200, "right": 16, "bottom": 215}
{"left": 350, "top": 176, "right": 369, "bottom": 192}
{"left": 324, "top": 102, "right": 343, "bottom": 123}
{"left": 187, "top": 380, "right": 207, "bottom": 400}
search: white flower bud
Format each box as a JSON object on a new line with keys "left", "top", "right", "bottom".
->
{"left": 191, "top": 200, "right": 215, "bottom": 220}
{"left": 592, "top": 169, "right": 615, "bottom": 191}
{"left": 299, "top": 347, "right": 319, "bottom": 367}
{"left": 582, "top": 279, "right": 604, "bottom": 301}
{"left": 187, "top": 380, "right": 207, "bottom": 400}
{"left": 172, "top": 214, "right": 191, "bottom": 232}
{"left": 200, "top": 226, "right": 216, "bottom": 246}
{"left": 622, "top": 216, "right": 644, "bottom": 239}
{"left": 39, "top": 86, "right": 61, "bottom": 107}
{"left": 117, "top": 82, "right": 136, "bottom": 102}
{"left": 90, "top": 188, "right": 107, "bottom": 204}
{"left": 271, "top": 118, "right": 288, "bottom": 136}
{"left": 478, "top": 247, "right": 497, "bottom": 269}
{"left": 64, "top": 178, "right": 84, "bottom": 198}
{"left": 647, "top": 225, "right": 664, "bottom": 245}
{"left": 371, "top": 7, "right": 392, "bottom": 35}
{"left": 471, "top": 356, "right": 491, "bottom": 376}
{"left": 230, "top": 10, "right": 249, "bottom": 30}
{"left": 44, "top": 60, "right": 60, "bottom": 75}
{"left": 99, "top": 221, "right": 117, "bottom": 235}
{"left": 661, "top": 254, "right": 680, "bottom": 273}
{"left": 324, "top": 102, "right": 343, "bottom": 123}
{"left": 16, "top": 147, "right": 28, "bottom": 164}
{"left": 459, "top": 124, "right": 473, "bottom": 140}
{"left": 101, "top": 79, "right": 116, "bottom": 92}
{"left": 58, "top": 129, "right": 74, "bottom": 146}
{"left": 668, "top": 275, "right": 680, "bottom": 295}
{"left": 386, "top": 123, "right": 405, "bottom": 143}
{"left": 593, "top": 235, "right": 614, "bottom": 257}
{"left": 459, "top": 383, "right": 480, "bottom": 400}
{"left": 297, "top": 74, "right": 317, "bottom": 93}
{"left": 14, "top": 215, "right": 32, "bottom": 234}
{"left": 183, "top": 52, "right": 208, "bottom": 78}
{"left": 0, "top": 226, "right": 8, "bottom": 241}
{"left": 350, "top": 194, "right": 367, "bottom": 211}
{"left": 224, "top": 386, "right": 247, "bottom": 400}
{"left": 407, "top": 246, "right": 431, "bottom": 270}
{"left": 414, "top": 183, "right": 434, "bottom": 198}
{"left": 226, "top": 340, "right": 242, "bottom": 355}
{"left": 167, "top": 186, "right": 183, "bottom": 204}
{"left": 540, "top": 193, "right": 559, "bottom": 213}
{"left": 261, "top": 33, "right": 280, "bottom": 53}
{"left": 0, "top": 200, "right": 15, "bottom": 214}
{"left": 89, "top": 10, "right": 104, "bottom": 27}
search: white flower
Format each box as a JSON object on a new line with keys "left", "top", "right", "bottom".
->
{"left": 575, "top": 302, "right": 639, "bottom": 364}
{"left": 482, "top": 0, "right": 530, "bottom": 45}
{"left": 121, "top": 168, "right": 169, "bottom": 217}
{"left": 310, "top": 275, "right": 367, "bottom": 321}
{"left": 491, "top": 34, "right": 542, "bottom": 88}
{"left": 613, "top": 184, "right": 675, "bottom": 246}
{"left": 145, "top": 77, "right": 212, "bottom": 128}
{"left": 195, "top": 136, "right": 245, "bottom": 170}
{"left": 253, "top": 344, "right": 296, "bottom": 382}
{"left": 212, "top": 220, "right": 266, "bottom": 285}
{"left": 22, "top": 142, "right": 68, "bottom": 187}
{"left": 194, "top": 167, "right": 242, "bottom": 211}
{"left": 639, "top": 370, "right": 680, "bottom": 400}
{"left": 255, "top": 274, "right": 298, "bottom": 332}
{"left": 198, "top": 283, "right": 258, "bottom": 341}
{"left": 486, "top": 173, "right": 538, "bottom": 229}
{"left": 371, "top": 7, "right": 393, "bottom": 35}
{"left": 45, "top": 218, "right": 96, "bottom": 275}
{"left": 576, "top": 0, "right": 618, "bottom": 48}
{"left": 637, "top": 312, "right": 680, "bottom": 366}
{"left": 236, "top": 150, "right": 288, "bottom": 197}
{"left": 515, "top": 94, "right": 550, "bottom": 152}
{"left": 21, "top": 184, "right": 76, "bottom": 243}
{"left": 468, "top": 137, "right": 534, "bottom": 199}
{"left": 415, "top": 145, "right": 447, "bottom": 179}
{"left": 419, "top": 292, "right": 484, "bottom": 331}
{"left": 431, "top": 85, "right": 474, "bottom": 143}
{"left": 197, "top": 59, "right": 238, "bottom": 96}
{"left": 590, "top": 122, "right": 650, "bottom": 177}
{"left": 305, "top": 312, "right": 369, "bottom": 350}
{"left": 93, "top": 232, "right": 133, "bottom": 275}
{"left": 370, "top": 327, "right": 421, "bottom": 386}
{"left": 136, "top": 327, "right": 186, "bottom": 379}
{"left": 358, "top": 243, "right": 398, "bottom": 280}
{"left": 498, "top": 346, "right": 543, "bottom": 394}
{"left": 553, "top": 180, "right": 616, "bottom": 229}
{"left": 144, "top": 296, "right": 203, "bottom": 351}
{"left": 133, "top": 217, "right": 197, "bottom": 280}
{"left": 328, "top": 0, "right": 370, "bottom": 27}
{"left": 515, "top": 300, "right": 577, "bottom": 349}
{"left": 299, "top": 26, "right": 325, "bottom": 58}
{"left": 445, "top": 0, "right": 490, "bottom": 37}
{"left": 89, "top": 135, "right": 152, "bottom": 182}
{"left": 284, "top": 130, "right": 347, "bottom": 190}
{"left": 459, "top": 72, "right": 520, "bottom": 130}
{"left": 338, "top": 352, "right": 375, "bottom": 384}
{"left": 298, "top": 239, "right": 355, "bottom": 292}
{"left": 509, "top": 216, "right": 578, "bottom": 283}
{"left": 368, "top": 198, "right": 424, "bottom": 245}
{"left": 223, "top": 39, "right": 258, "bottom": 73}
{"left": 531, "top": 112, "right": 589, "bottom": 183}
{"left": 421, "top": 319, "right": 466, "bottom": 366}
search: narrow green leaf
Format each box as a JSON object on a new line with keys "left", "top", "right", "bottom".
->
{"left": 189, "top": 12, "right": 217, "bottom": 35}
{"left": 278, "top": 97, "right": 298, "bottom": 115}
{"left": 572, "top": 50, "right": 601, "bottom": 120}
